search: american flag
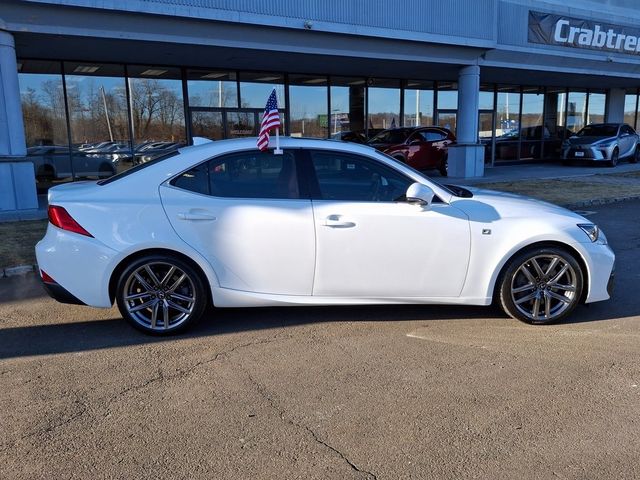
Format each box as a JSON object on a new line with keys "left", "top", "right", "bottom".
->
{"left": 256, "top": 89, "right": 281, "bottom": 151}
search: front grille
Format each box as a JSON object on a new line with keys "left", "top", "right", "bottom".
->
{"left": 568, "top": 147, "right": 595, "bottom": 159}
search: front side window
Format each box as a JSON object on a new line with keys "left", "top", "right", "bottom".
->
{"left": 309, "top": 151, "right": 412, "bottom": 202}
{"left": 171, "top": 150, "right": 299, "bottom": 199}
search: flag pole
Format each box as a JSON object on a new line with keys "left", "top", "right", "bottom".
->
{"left": 274, "top": 126, "right": 283, "bottom": 155}
{"left": 274, "top": 88, "right": 283, "bottom": 154}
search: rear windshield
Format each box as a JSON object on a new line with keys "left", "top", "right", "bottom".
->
{"left": 97, "top": 151, "right": 180, "bottom": 185}
{"left": 577, "top": 125, "right": 618, "bottom": 137}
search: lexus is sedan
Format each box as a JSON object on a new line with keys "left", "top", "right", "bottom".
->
{"left": 367, "top": 127, "right": 454, "bottom": 176}
{"left": 562, "top": 123, "right": 640, "bottom": 166}
{"left": 36, "top": 137, "right": 615, "bottom": 335}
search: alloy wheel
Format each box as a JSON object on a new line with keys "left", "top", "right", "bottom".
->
{"left": 510, "top": 254, "right": 578, "bottom": 322}
{"left": 122, "top": 261, "right": 197, "bottom": 331}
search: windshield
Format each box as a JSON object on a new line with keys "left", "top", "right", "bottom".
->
{"left": 97, "top": 150, "right": 179, "bottom": 185}
{"left": 369, "top": 129, "right": 410, "bottom": 144}
{"left": 375, "top": 150, "right": 459, "bottom": 197}
{"left": 577, "top": 125, "right": 618, "bottom": 137}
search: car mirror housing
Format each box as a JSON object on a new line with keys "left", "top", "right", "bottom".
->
{"left": 406, "top": 182, "right": 434, "bottom": 208}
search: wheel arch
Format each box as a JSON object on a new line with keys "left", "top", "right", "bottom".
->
{"left": 108, "top": 248, "right": 213, "bottom": 305}
{"left": 490, "top": 240, "right": 589, "bottom": 305}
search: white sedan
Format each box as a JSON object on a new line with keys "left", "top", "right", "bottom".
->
{"left": 36, "top": 138, "right": 615, "bottom": 335}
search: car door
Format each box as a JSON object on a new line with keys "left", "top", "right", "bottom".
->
{"left": 306, "top": 149, "right": 471, "bottom": 298}
{"left": 160, "top": 149, "right": 316, "bottom": 295}
{"left": 620, "top": 125, "right": 635, "bottom": 157}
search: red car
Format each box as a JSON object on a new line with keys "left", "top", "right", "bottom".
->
{"left": 367, "top": 127, "right": 455, "bottom": 176}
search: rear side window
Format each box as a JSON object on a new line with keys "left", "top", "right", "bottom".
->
{"left": 420, "top": 130, "right": 447, "bottom": 142}
{"left": 171, "top": 150, "right": 300, "bottom": 199}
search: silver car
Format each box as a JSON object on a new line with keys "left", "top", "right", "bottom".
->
{"left": 562, "top": 123, "right": 640, "bottom": 167}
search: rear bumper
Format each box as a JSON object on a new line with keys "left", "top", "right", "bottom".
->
{"left": 35, "top": 225, "right": 118, "bottom": 307}
{"left": 41, "top": 278, "right": 86, "bottom": 305}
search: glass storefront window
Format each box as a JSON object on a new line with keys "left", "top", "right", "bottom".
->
{"left": 520, "top": 88, "right": 544, "bottom": 159}
{"left": 587, "top": 91, "right": 606, "bottom": 125}
{"left": 187, "top": 70, "right": 238, "bottom": 108}
{"left": 64, "top": 62, "right": 130, "bottom": 180}
{"left": 289, "top": 74, "right": 328, "bottom": 138}
{"left": 479, "top": 85, "right": 495, "bottom": 161}
{"left": 403, "top": 80, "right": 434, "bottom": 127}
{"left": 495, "top": 86, "right": 520, "bottom": 161}
{"left": 437, "top": 82, "right": 458, "bottom": 110}
{"left": 624, "top": 92, "right": 638, "bottom": 129}
{"left": 239, "top": 72, "right": 285, "bottom": 109}
{"left": 367, "top": 79, "right": 400, "bottom": 131}
{"left": 436, "top": 82, "right": 458, "bottom": 133}
{"left": 566, "top": 90, "right": 587, "bottom": 134}
{"left": 18, "top": 60, "right": 70, "bottom": 184}
{"left": 128, "top": 65, "right": 186, "bottom": 164}
{"left": 330, "top": 76, "right": 365, "bottom": 138}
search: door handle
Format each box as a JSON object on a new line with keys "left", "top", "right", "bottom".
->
{"left": 177, "top": 211, "right": 217, "bottom": 221}
{"left": 324, "top": 215, "right": 356, "bottom": 228}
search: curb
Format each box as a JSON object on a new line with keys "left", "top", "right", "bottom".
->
{"left": 562, "top": 194, "right": 640, "bottom": 210}
{"left": 2, "top": 264, "right": 38, "bottom": 278}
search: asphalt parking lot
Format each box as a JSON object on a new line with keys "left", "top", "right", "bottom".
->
{"left": 1, "top": 200, "right": 639, "bottom": 480}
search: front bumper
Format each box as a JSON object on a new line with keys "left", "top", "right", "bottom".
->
{"left": 563, "top": 145, "right": 613, "bottom": 161}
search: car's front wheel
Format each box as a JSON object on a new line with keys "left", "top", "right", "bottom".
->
{"left": 116, "top": 255, "right": 208, "bottom": 335}
{"left": 498, "top": 247, "right": 583, "bottom": 325}
{"left": 608, "top": 148, "right": 619, "bottom": 167}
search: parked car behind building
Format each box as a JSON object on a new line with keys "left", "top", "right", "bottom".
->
{"left": 367, "top": 127, "right": 455, "bottom": 176}
{"left": 562, "top": 123, "right": 640, "bottom": 167}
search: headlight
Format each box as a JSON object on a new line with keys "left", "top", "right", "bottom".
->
{"left": 598, "top": 141, "right": 614, "bottom": 148}
{"left": 578, "top": 223, "right": 599, "bottom": 242}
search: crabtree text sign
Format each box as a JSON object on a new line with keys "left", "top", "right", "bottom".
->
{"left": 528, "top": 10, "right": 640, "bottom": 55}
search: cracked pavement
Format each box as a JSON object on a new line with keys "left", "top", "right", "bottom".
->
{"left": 1, "top": 200, "right": 639, "bottom": 479}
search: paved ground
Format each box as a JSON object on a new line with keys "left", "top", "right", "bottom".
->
{"left": 1, "top": 201, "right": 639, "bottom": 479}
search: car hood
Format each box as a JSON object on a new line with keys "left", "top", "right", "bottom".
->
{"left": 450, "top": 186, "right": 587, "bottom": 223}
{"left": 567, "top": 136, "right": 615, "bottom": 145}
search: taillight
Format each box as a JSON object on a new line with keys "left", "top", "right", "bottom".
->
{"left": 40, "top": 270, "right": 56, "bottom": 284}
{"left": 48, "top": 205, "right": 93, "bottom": 237}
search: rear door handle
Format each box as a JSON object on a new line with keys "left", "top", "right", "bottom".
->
{"left": 324, "top": 215, "right": 356, "bottom": 228}
{"left": 177, "top": 211, "right": 217, "bottom": 221}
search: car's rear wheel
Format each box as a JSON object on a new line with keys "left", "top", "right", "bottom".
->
{"left": 498, "top": 247, "right": 583, "bottom": 325}
{"left": 631, "top": 146, "right": 640, "bottom": 164}
{"left": 608, "top": 148, "right": 619, "bottom": 167}
{"left": 116, "top": 255, "right": 208, "bottom": 335}
{"left": 36, "top": 165, "right": 55, "bottom": 183}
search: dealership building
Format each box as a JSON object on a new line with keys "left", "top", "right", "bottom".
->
{"left": 2, "top": 0, "right": 640, "bottom": 212}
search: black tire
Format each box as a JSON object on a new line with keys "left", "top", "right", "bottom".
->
{"left": 115, "top": 254, "right": 208, "bottom": 335}
{"left": 36, "top": 165, "right": 55, "bottom": 183}
{"left": 498, "top": 246, "right": 583, "bottom": 325}
{"left": 439, "top": 156, "right": 448, "bottom": 177}
{"left": 98, "top": 163, "right": 114, "bottom": 179}
{"left": 608, "top": 148, "right": 619, "bottom": 168}
{"left": 631, "top": 147, "right": 639, "bottom": 164}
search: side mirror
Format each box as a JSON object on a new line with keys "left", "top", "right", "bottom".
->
{"left": 406, "top": 182, "right": 434, "bottom": 208}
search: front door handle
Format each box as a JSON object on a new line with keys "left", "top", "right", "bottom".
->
{"left": 177, "top": 211, "right": 217, "bottom": 221}
{"left": 324, "top": 215, "right": 356, "bottom": 228}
